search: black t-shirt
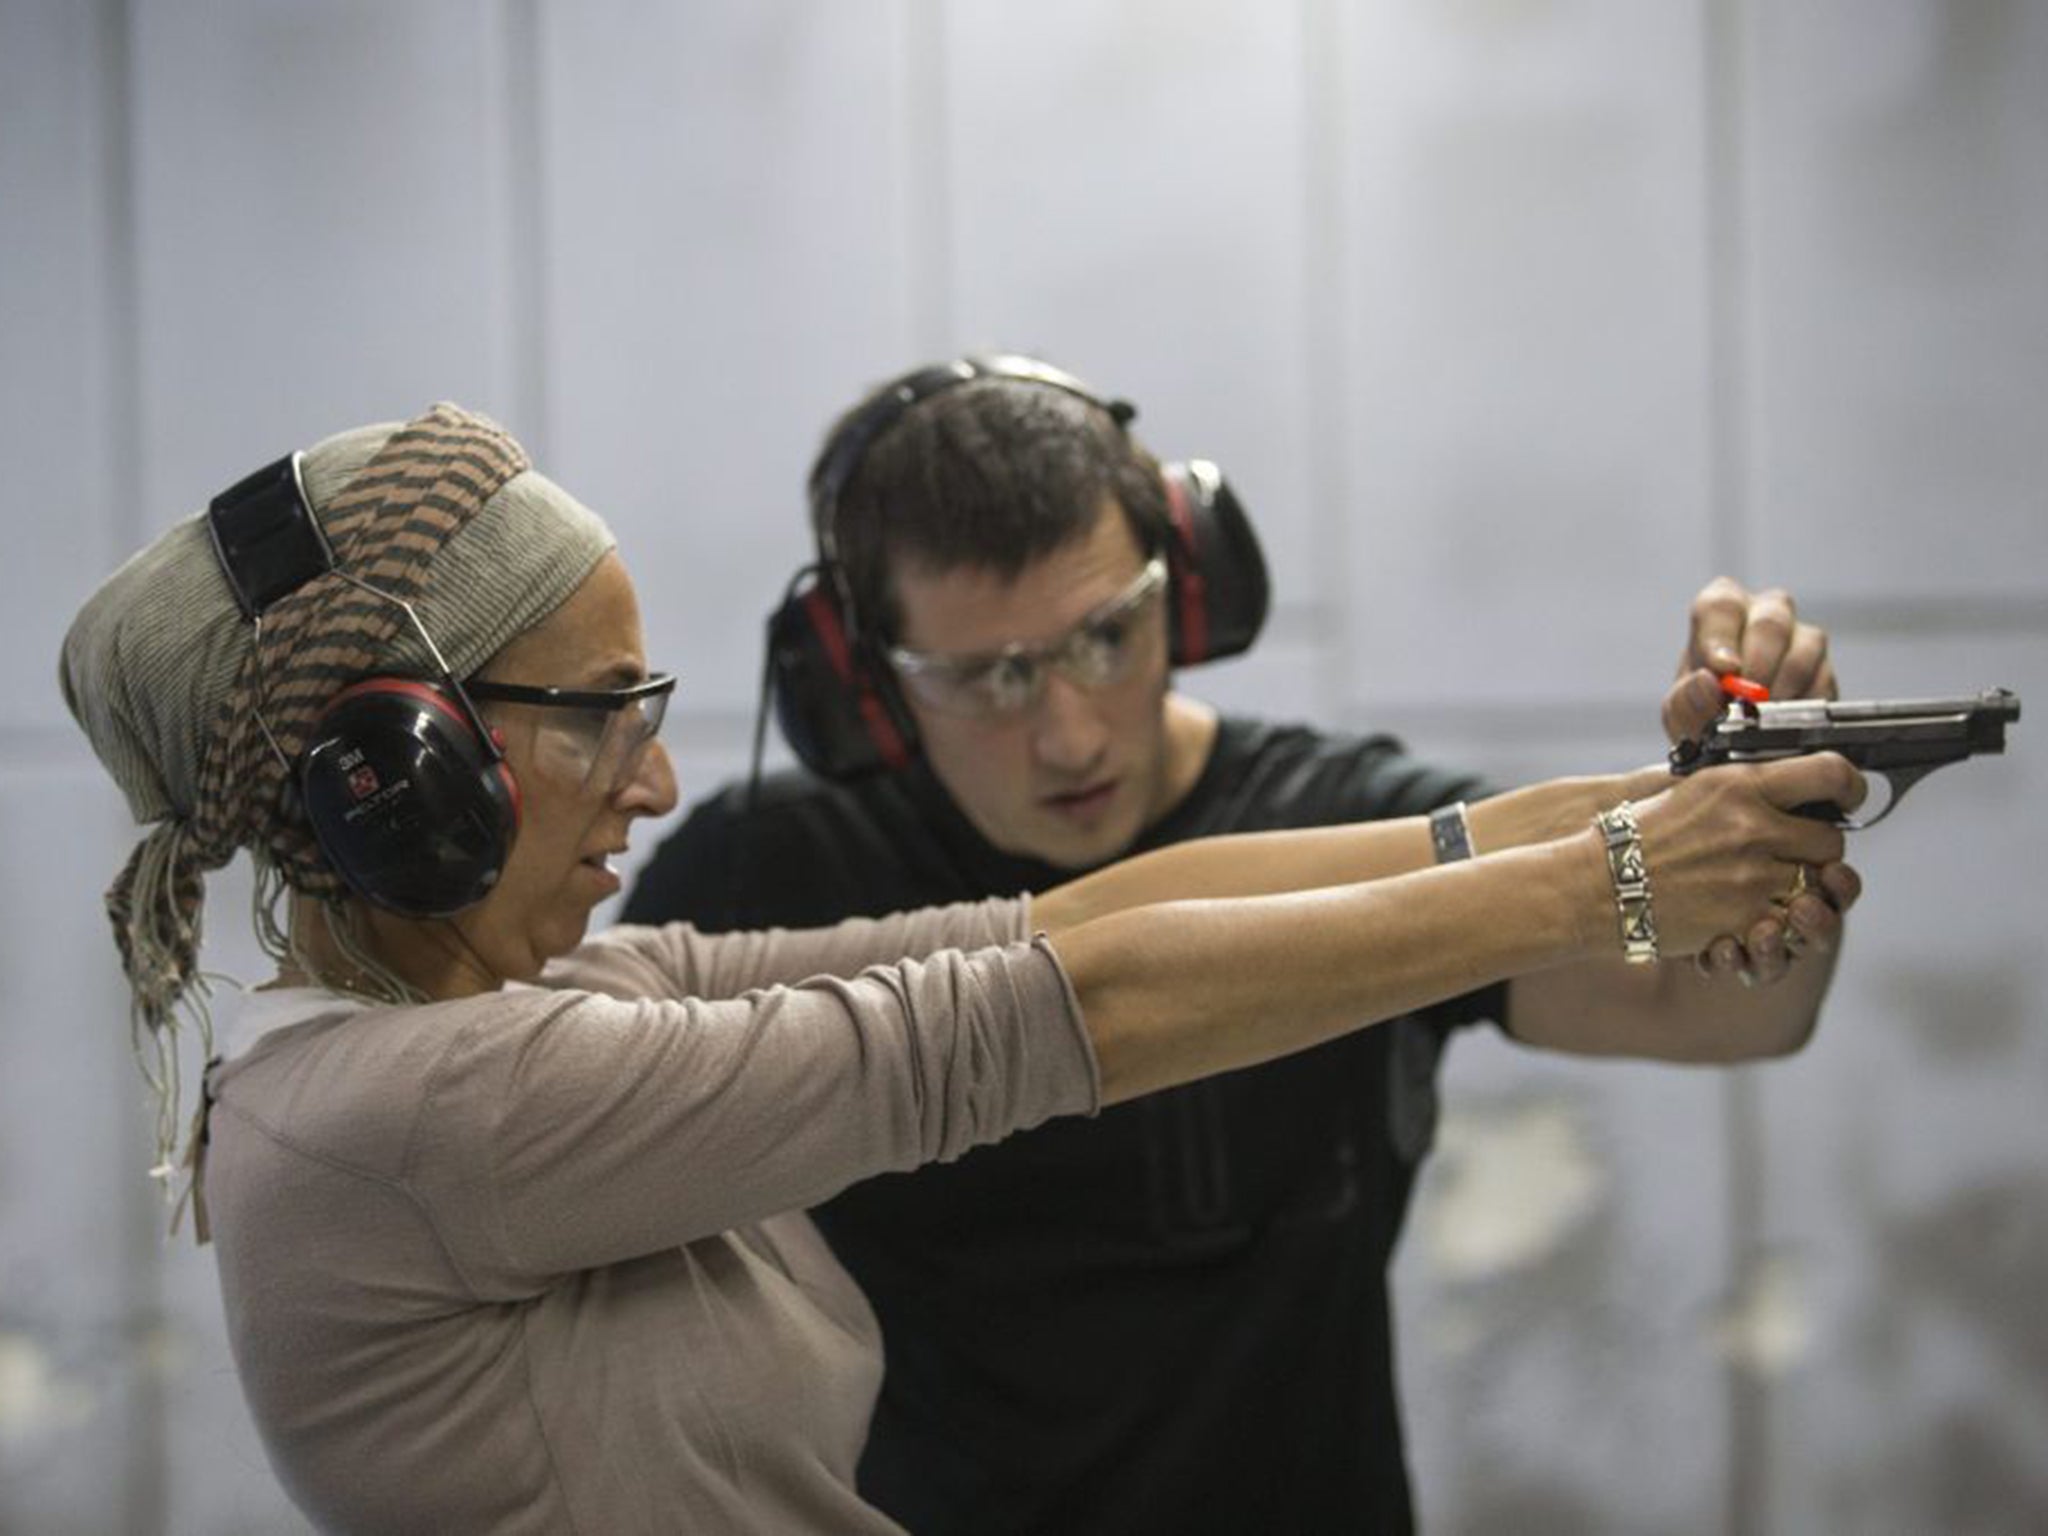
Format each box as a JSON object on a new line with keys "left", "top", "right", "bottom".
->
{"left": 623, "top": 717, "right": 1504, "bottom": 1536}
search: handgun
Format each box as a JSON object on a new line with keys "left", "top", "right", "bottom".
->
{"left": 1668, "top": 686, "right": 2021, "bottom": 828}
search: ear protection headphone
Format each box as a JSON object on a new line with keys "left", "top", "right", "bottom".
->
{"left": 207, "top": 452, "right": 520, "bottom": 918}
{"left": 765, "top": 354, "right": 1271, "bottom": 781}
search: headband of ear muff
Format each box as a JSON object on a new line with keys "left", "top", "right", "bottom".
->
{"left": 766, "top": 356, "right": 1269, "bottom": 782}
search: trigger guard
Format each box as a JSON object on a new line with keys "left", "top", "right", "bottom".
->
{"left": 1835, "top": 769, "right": 1914, "bottom": 831}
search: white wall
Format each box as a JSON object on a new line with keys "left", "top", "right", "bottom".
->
{"left": 3, "top": 3, "right": 2042, "bottom": 1531}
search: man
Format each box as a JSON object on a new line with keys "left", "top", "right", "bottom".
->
{"left": 623, "top": 356, "right": 1850, "bottom": 1534}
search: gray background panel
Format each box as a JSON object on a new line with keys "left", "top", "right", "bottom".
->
{"left": 0, "top": 4, "right": 122, "bottom": 729}
{"left": 129, "top": 0, "right": 522, "bottom": 515}
{"left": 1745, "top": 1, "right": 2048, "bottom": 606}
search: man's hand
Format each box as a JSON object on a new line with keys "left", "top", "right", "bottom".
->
{"left": 1660, "top": 577, "right": 1849, "bottom": 986}
{"left": 1663, "top": 576, "right": 1839, "bottom": 745}
{"left": 1703, "top": 860, "right": 1861, "bottom": 986}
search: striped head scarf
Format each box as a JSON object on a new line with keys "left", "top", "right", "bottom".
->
{"left": 61, "top": 403, "right": 614, "bottom": 1179}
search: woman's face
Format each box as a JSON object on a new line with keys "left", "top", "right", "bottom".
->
{"left": 439, "top": 552, "right": 677, "bottom": 986}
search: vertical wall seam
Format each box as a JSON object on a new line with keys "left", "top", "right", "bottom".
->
{"left": 1705, "top": 0, "right": 1751, "bottom": 579}
{"left": 104, "top": 0, "right": 143, "bottom": 559}
{"left": 504, "top": 0, "right": 550, "bottom": 462}
{"left": 1300, "top": 0, "right": 1349, "bottom": 713}
{"left": 1702, "top": 2, "right": 1769, "bottom": 1533}
{"left": 903, "top": 0, "right": 954, "bottom": 354}
{"left": 98, "top": 4, "right": 165, "bottom": 1530}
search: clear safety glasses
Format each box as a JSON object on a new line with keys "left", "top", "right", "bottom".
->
{"left": 887, "top": 558, "right": 1168, "bottom": 718}
{"left": 465, "top": 672, "right": 676, "bottom": 794}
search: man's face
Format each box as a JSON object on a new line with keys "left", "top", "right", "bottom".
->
{"left": 887, "top": 501, "right": 1178, "bottom": 870}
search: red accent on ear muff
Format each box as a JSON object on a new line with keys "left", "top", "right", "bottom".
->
{"left": 495, "top": 759, "right": 523, "bottom": 826}
{"left": 1162, "top": 471, "right": 1210, "bottom": 664}
{"left": 801, "top": 585, "right": 912, "bottom": 771}
{"left": 803, "top": 584, "right": 859, "bottom": 682}
{"left": 326, "top": 675, "right": 475, "bottom": 725}
{"left": 482, "top": 723, "right": 521, "bottom": 828}
{"left": 856, "top": 690, "right": 912, "bottom": 771}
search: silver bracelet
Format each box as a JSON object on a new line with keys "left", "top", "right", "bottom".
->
{"left": 1592, "top": 801, "right": 1659, "bottom": 964}
{"left": 1429, "top": 801, "right": 1475, "bottom": 864}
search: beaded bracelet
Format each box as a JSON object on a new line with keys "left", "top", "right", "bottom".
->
{"left": 1592, "top": 802, "right": 1659, "bottom": 964}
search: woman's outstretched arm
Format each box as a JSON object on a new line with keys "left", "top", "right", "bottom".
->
{"left": 1047, "top": 753, "right": 1862, "bottom": 1104}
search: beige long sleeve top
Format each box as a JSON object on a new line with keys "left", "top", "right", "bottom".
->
{"left": 201, "top": 898, "right": 1099, "bottom": 1535}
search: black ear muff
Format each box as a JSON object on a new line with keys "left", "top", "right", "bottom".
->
{"left": 298, "top": 678, "right": 521, "bottom": 917}
{"left": 1161, "top": 460, "right": 1269, "bottom": 667}
{"left": 766, "top": 567, "right": 918, "bottom": 782}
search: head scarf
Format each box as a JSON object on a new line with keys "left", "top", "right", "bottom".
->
{"left": 60, "top": 402, "right": 614, "bottom": 1179}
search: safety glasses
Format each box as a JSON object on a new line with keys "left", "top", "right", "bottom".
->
{"left": 466, "top": 672, "right": 676, "bottom": 793}
{"left": 887, "top": 558, "right": 1167, "bottom": 718}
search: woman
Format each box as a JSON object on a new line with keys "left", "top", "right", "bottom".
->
{"left": 62, "top": 404, "right": 1859, "bottom": 1534}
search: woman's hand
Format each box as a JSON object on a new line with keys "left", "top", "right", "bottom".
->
{"left": 1619, "top": 753, "right": 1865, "bottom": 962}
{"left": 1692, "top": 860, "right": 1862, "bottom": 985}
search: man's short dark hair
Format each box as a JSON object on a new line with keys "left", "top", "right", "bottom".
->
{"left": 808, "top": 374, "right": 1170, "bottom": 642}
